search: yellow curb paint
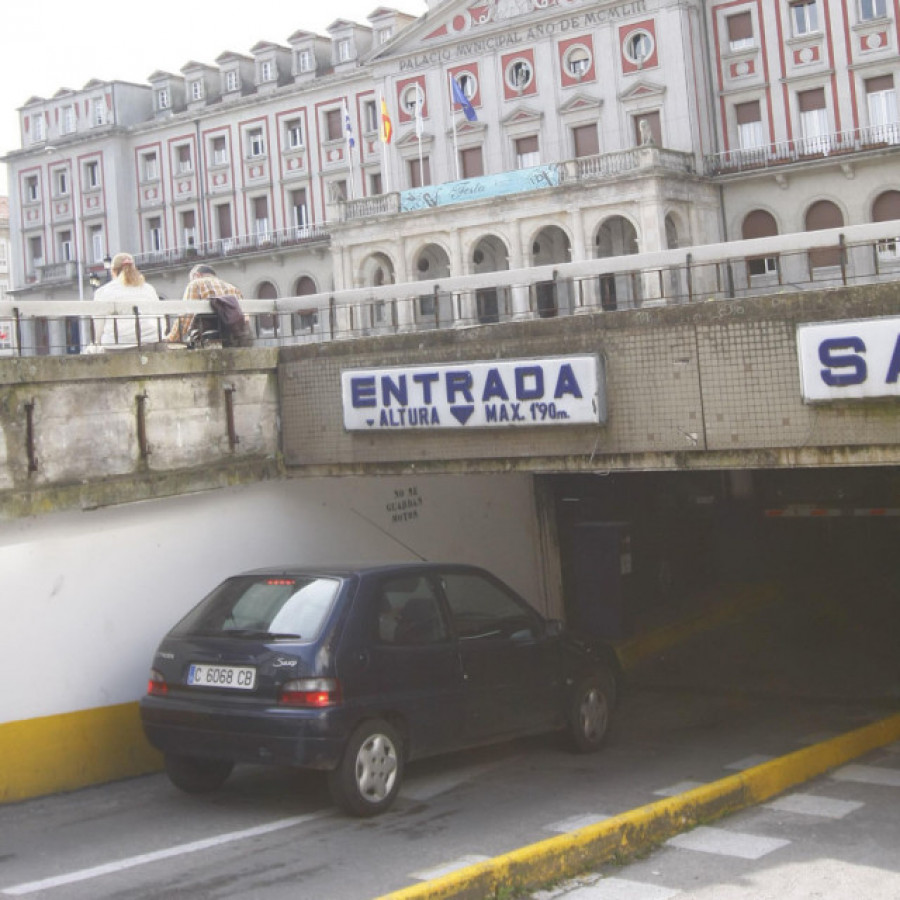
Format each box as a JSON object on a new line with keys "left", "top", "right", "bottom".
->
{"left": 377, "top": 711, "right": 900, "bottom": 900}
{"left": 0, "top": 703, "right": 162, "bottom": 805}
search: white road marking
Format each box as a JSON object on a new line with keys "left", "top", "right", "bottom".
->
{"left": 652, "top": 780, "right": 706, "bottom": 797}
{"left": 544, "top": 813, "right": 611, "bottom": 833}
{"left": 540, "top": 876, "right": 680, "bottom": 899}
{"left": 665, "top": 825, "right": 790, "bottom": 859}
{"left": 831, "top": 764, "right": 900, "bottom": 787}
{"left": 410, "top": 855, "right": 491, "bottom": 881}
{"left": 0, "top": 813, "right": 322, "bottom": 896}
{"left": 400, "top": 759, "right": 509, "bottom": 802}
{"left": 723, "top": 754, "right": 775, "bottom": 771}
{"left": 764, "top": 792, "right": 864, "bottom": 819}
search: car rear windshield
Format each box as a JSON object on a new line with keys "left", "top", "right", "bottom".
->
{"left": 172, "top": 575, "right": 342, "bottom": 642}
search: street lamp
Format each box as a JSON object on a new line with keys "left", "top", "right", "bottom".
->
{"left": 89, "top": 255, "right": 113, "bottom": 290}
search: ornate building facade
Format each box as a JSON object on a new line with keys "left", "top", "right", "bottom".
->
{"left": 3, "top": 0, "right": 899, "bottom": 321}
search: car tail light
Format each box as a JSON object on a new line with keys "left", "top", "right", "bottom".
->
{"left": 147, "top": 669, "right": 168, "bottom": 696}
{"left": 279, "top": 678, "right": 341, "bottom": 707}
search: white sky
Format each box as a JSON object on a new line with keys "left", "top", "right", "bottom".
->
{"left": 0, "top": 0, "right": 427, "bottom": 189}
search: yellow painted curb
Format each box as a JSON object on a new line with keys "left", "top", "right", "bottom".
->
{"left": 377, "top": 711, "right": 900, "bottom": 900}
{"left": 0, "top": 702, "right": 162, "bottom": 805}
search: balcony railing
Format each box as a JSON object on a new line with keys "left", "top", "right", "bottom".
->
{"left": 705, "top": 123, "right": 900, "bottom": 176}
{"left": 133, "top": 224, "right": 330, "bottom": 271}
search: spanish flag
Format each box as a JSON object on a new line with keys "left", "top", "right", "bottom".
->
{"left": 380, "top": 96, "right": 393, "bottom": 144}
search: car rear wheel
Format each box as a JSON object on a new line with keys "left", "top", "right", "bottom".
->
{"left": 568, "top": 671, "right": 614, "bottom": 753}
{"left": 164, "top": 753, "right": 234, "bottom": 793}
{"left": 328, "top": 719, "right": 403, "bottom": 817}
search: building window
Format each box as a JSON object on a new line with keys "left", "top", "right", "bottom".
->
{"left": 190, "top": 80, "right": 204, "bottom": 101}
{"left": 727, "top": 12, "right": 754, "bottom": 51}
{"left": 260, "top": 60, "right": 275, "bottom": 83}
{"left": 325, "top": 108, "right": 343, "bottom": 141}
{"left": 90, "top": 225, "right": 104, "bottom": 263}
{"left": 506, "top": 59, "right": 533, "bottom": 91}
{"left": 515, "top": 135, "right": 540, "bottom": 169}
{"left": 54, "top": 169, "right": 69, "bottom": 196}
{"left": 460, "top": 146, "right": 484, "bottom": 179}
{"left": 225, "top": 70, "right": 240, "bottom": 93}
{"left": 92, "top": 99, "right": 106, "bottom": 126}
{"left": 408, "top": 157, "right": 431, "bottom": 188}
{"left": 177, "top": 144, "right": 193, "bottom": 174}
{"left": 61, "top": 106, "right": 76, "bottom": 135}
{"left": 58, "top": 230, "right": 73, "bottom": 262}
{"left": 147, "top": 217, "right": 163, "bottom": 252}
{"left": 85, "top": 160, "right": 100, "bottom": 189}
{"left": 736, "top": 100, "right": 765, "bottom": 149}
{"left": 32, "top": 115, "right": 45, "bottom": 143}
{"left": 369, "top": 171, "right": 383, "bottom": 195}
{"left": 157, "top": 88, "right": 170, "bottom": 110}
{"left": 363, "top": 99, "right": 378, "bottom": 133}
{"left": 252, "top": 196, "right": 270, "bottom": 238}
{"left": 572, "top": 123, "right": 600, "bottom": 157}
{"left": 290, "top": 189, "right": 309, "bottom": 232}
{"left": 180, "top": 210, "right": 197, "bottom": 248}
{"left": 860, "top": 0, "right": 886, "bottom": 20}
{"left": 564, "top": 45, "right": 592, "bottom": 78}
{"left": 798, "top": 87, "right": 829, "bottom": 153}
{"left": 247, "top": 128, "right": 266, "bottom": 158}
{"left": 379, "top": 26, "right": 393, "bottom": 44}
{"left": 402, "top": 83, "right": 426, "bottom": 118}
{"left": 790, "top": 1, "right": 819, "bottom": 36}
{"left": 215, "top": 203, "right": 233, "bottom": 242}
{"left": 28, "top": 235, "right": 44, "bottom": 269}
{"left": 866, "top": 75, "right": 898, "bottom": 143}
{"left": 297, "top": 49, "right": 313, "bottom": 73}
{"left": 142, "top": 151, "right": 159, "bottom": 181}
{"left": 624, "top": 31, "right": 654, "bottom": 66}
{"left": 285, "top": 118, "right": 304, "bottom": 149}
{"left": 25, "top": 175, "right": 39, "bottom": 202}
{"left": 338, "top": 39, "right": 352, "bottom": 62}
{"left": 212, "top": 136, "right": 227, "bottom": 165}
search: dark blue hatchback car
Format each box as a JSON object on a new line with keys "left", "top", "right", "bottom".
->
{"left": 140, "top": 563, "right": 618, "bottom": 816}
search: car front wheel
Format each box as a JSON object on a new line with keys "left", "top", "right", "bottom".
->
{"left": 164, "top": 753, "right": 234, "bottom": 793}
{"left": 328, "top": 719, "right": 403, "bottom": 817}
{"left": 568, "top": 671, "right": 613, "bottom": 753}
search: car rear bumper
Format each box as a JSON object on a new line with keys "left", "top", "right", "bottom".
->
{"left": 139, "top": 695, "right": 349, "bottom": 770}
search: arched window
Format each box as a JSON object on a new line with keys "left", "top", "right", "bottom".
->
{"left": 742, "top": 209, "right": 779, "bottom": 277}
{"left": 805, "top": 200, "right": 843, "bottom": 269}
{"left": 255, "top": 280, "right": 278, "bottom": 334}
{"left": 872, "top": 190, "right": 900, "bottom": 260}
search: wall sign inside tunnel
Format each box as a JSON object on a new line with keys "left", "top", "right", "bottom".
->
{"left": 342, "top": 355, "right": 605, "bottom": 431}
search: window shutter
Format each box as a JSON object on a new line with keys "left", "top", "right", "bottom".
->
{"left": 798, "top": 88, "right": 826, "bottom": 112}
{"left": 727, "top": 12, "right": 753, "bottom": 42}
{"left": 736, "top": 101, "right": 761, "bottom": 125}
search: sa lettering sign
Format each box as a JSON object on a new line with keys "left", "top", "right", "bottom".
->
{"left": 342, "top": 355, "right": 605, "bottom": 431}
{"left": 797, "top": 316, "right": 900, "bottom": 401}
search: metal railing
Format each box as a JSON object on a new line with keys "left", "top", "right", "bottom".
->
{"left": 705, "top": 123, "right": 900, "bottom": 176}
{"left": 131, "top": 224, "right": 330, "bottom": 271}
{"left": 2, "top": 220, "right": 899, "bottom": 358}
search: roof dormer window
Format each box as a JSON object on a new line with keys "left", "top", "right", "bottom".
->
{"left": 297, "top": 49, "right": 313, "bottom": 73}
{"left": 261, "top": 60, "right": 275, "bottom": 82}
{"left": 338, "top": 39, "right": 352, "bottom": 62}
{"left": 190, "top": 80, "right": 204, "bottom": 101}
{"left": 225, "top": 70, "right": 240, "bottom": 93}
{"left": 157, "top": 88, "right": 170, "bottom": 110}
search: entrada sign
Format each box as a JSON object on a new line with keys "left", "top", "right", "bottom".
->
{"left": 797, "top": 316, "right": 900, "bottom": 401}
{"left": 342, "top": 355, "right": 605, "bottom": 431}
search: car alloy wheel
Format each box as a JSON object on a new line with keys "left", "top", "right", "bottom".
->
{"left": 568, "top": 673, "right": 612, "bottom": 752}
{"left": 329, "top": 718, "right": 404, "bottom": 817}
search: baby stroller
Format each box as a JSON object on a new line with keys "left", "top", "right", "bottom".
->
{"left": 186, "top": 295, "right": 253, "bottom": 349}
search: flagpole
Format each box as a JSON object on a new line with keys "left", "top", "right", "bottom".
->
{"left": 343, "top": 99, "right": 356, "bottom": 200}
{"left": 449, "top": 73, "right": 461, "bottom": 181}
{"left": 380, "top": 93, "right": 391, "bottom": 194}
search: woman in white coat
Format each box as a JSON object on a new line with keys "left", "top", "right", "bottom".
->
{"left": 91, "top": 253, "right": 165, "bottom": 350}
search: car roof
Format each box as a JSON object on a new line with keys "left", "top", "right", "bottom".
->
{"left": 238, "top": 562, "right": 486, "bottom": 579}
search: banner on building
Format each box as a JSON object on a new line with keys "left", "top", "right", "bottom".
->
{"left": 342, "top": 354, "right": 605, "bottom": 431}
{"left": 797, "top": 316, "right": 900, "bottom": 401}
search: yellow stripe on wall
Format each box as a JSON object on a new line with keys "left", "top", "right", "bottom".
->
{"left": 0, "top": 703, "right": 162, "bottom": 804}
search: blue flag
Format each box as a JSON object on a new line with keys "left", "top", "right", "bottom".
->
{"left": 343, "top": 100, "right": 355, "bottom": 149}
{"left": 451, "top": 77, "right": 477, "bottom": 123}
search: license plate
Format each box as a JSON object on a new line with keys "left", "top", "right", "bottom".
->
{"left": 187, "top": 663, "right": 256, "bottom": 690}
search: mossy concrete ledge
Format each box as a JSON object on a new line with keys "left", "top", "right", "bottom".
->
{"left": 377, "top": 712, "right": 900, "bottom": 900}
